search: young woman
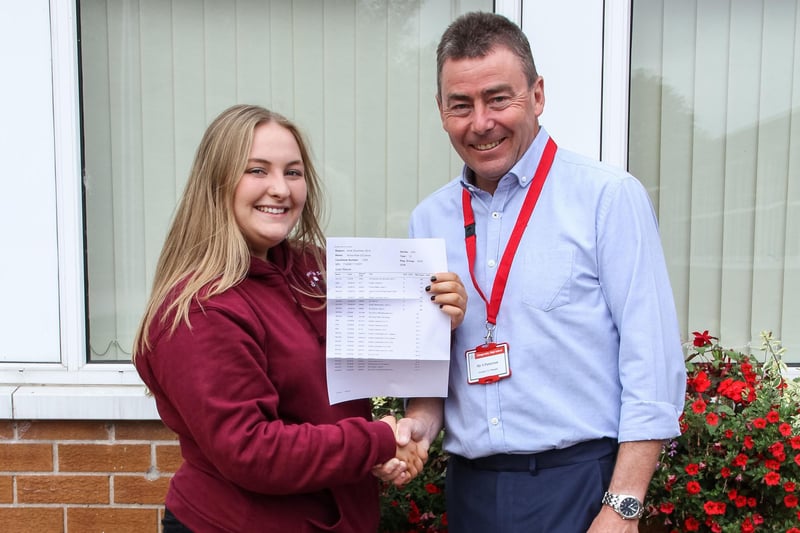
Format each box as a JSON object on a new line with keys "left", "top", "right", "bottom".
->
{"left": 133, "top": 105, "right": 465, "bottom": 532}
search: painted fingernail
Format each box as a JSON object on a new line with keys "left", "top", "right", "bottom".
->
{"left": 425, "top": 285, "right": 431, "bottom": 292}
{"left": 431, "top": 295, "right": 436, "bottom": 301}
{"left": 430, "top": 275, "right": 437, "bottom": 282}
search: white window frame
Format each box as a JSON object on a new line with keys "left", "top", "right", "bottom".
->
{"left": 0, "top": 0, "right": 156, "bottom": 420}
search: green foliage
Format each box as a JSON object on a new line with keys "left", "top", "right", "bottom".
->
{"left": 646, "top": 331, "right": 800, "bottom": 533}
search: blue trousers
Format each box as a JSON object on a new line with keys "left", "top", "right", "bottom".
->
{"left": 445, "top": 439, "right": 617, "bottom": 533}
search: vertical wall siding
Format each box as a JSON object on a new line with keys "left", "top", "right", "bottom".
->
{"left": 629, "top": 0, "right": 800, "bottom": 360}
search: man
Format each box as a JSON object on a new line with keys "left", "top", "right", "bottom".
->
{"left": 397, "top": 11, "right": 686, "bottom": 532}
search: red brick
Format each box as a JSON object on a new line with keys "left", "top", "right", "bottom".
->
{"left": 0, "top": 420, "right": 14, "bottom": 440}
{"left": 0, "top": 507, "right": 63, "bottom": 533}
{"left": 58, "top": 443, "right": 151, "bottom": 472}
{"left": 0, "top": 475, "right": 12, "bottom": 503}
{"left": 0, "top": 443, "right": 53, "bottom": 472}
{"left": 115, "top": 420, "right": 177, "bottom": 441}
{"left": 17, "top": 474, "right": 109, "bottom": 504}
{"left": 155, "top": 444, "right": 183, "bottom": 473}
{"left": 115, "top": 474, "right": 170, "bottom": 504}
{"left": 18, "top": 420, "right": 109, "bottom": 441}
{"left": 68, "top": 507, "right": 159, "bottom": 533}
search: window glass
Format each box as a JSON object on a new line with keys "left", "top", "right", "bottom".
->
{"left": 79, "top": 0, "right": 492, "bottom": 361}
{"left": 629, "top": 0, "right": 799, "bottom": 361}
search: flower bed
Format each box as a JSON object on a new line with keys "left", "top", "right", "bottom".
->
{"left": 646, "top": 331, "right": 800, "bottom": 532}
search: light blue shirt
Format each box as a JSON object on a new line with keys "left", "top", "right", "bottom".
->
{"left": 409, "top": 128, "right": 686, "bottom": 459}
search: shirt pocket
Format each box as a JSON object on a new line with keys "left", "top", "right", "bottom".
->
{"left": 522, "top": 247, "right": 574, "bottom": 311}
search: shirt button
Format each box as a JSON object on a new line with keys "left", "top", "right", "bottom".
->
{"left": 491, "top": 211, "right": 501, "bottom": 219}
{"left": 490, "top": 417, "right": 499, "bottom": 425}
{"left": 487, "top": 259, "right": 496, "bottom": 268}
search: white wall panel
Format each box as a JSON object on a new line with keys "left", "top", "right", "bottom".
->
{"left": 0, "top": 0, "right": 61, "bottom": 363}
{"left": 521, "top": 0, "right": 603, "bottom": 159}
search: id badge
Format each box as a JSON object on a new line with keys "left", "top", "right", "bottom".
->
{"left": 465, "top": 342, "right": 511, "bottom": 384}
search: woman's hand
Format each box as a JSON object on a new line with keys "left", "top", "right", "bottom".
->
{"left": 426, "top": 272, "right": 467, "bottom": 331}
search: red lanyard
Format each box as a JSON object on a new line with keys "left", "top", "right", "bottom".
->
{"left": 462, "top": 138, "right": 557, "bottom": 335}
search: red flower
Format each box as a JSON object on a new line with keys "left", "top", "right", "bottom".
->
{"left": 752, "top": 418, "right": 767, "bottom": 429}
{"left": 691, "top": 399, "right": 707, "bottom": 414}
{"left": 720, "top": 467, "right": 731, "bottom": 478}
{"left": 790, "top": 436, "right": 800, "bottom": 449}
{"left": 740, "top": 517, "right": 755, "bottom": 533}
{"left": 766, "top": 410, "right": 781, "bottom": 423}
{"left": 795, "top": 453, "right": 800, "bottom": 467}
{"left": 705, "top": 412, "right": 719, "bottom": 426}
{"left": 764, "top": 472, "right": 781, "bottom": 486}
{"left": 717, "top": 378, "right": 747, "bottom": 402}
{"left": 733, "top": 453, "right": 749, "bottom": 467}
{"left": 690, "top": 370, "right": 712, "bottom": 393}
{"left": 744, "top": 435, "right": 754, "bottom": 449}
{"left": 684, "top": 516, "right": 700, "bottom": 531}
{"left": 659, "top": 502, "right": 675, "bottom": 514}
{"left": 785, "top": 482, "right": 796, "bottom": 492}
{"left": 770, "top": 442, "right": 785, "bottom": 456}
{"left": 686, "top": 481, "right": 702, "bottom": 494}
{"left": 685, "top": 463, "right": 700, "bottom": 475}
{"left": 734, "top": 495, "right": 747, "bottom": 508}
{"left": 407, "top": 500, "right": 421, "bottom": 524}
{"left": 785, "top": 494, "right": 799, "bottom": 508}
{"left": 780, "top": 423, "right": 794, "bottom": 437}
{"left": 740, "top": 362, "right": 756, "bottom": 383}
{"left": 692, "top": 330, "right": 716, "bottom": 347}
{"left": 424, "top": 483, "right": 441, "bottom": 494}
{"left": 703, "top": 501, "right": 726, "bottom": 515}
{"left": 765, "top": 459, "right": 782, "bottom": 470}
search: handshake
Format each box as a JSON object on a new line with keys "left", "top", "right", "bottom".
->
{"left": 372, "top": 415, "right": 433, "bottom": 486}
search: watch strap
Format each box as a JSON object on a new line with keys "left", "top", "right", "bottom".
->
{"left": 602, "top": 491, "right": 644, "bottom": 519}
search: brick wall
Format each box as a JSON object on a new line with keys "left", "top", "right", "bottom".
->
{"left": 0, "top": 420, "right": 180, "bottom": 533}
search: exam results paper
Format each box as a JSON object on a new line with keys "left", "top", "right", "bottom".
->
{"left": 325, "top": 237, "right": 451, "bottom": 404}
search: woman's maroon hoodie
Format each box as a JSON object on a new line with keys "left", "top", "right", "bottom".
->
{"left": 135, "top": 242, "right": 396, "bottom": 532}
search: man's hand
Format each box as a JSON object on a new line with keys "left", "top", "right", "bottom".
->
{"left": 373, "top": 399, "right": 444, "bottom": 486}
{"left": 372, "top": 415, "right": 428, "bottom": 486}
{"left": 586, "top": 505, "right": 640, "bottom": 533}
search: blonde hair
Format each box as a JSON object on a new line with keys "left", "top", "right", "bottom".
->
{"left": 133, "top": 105, "right": 326, "bottom": 358}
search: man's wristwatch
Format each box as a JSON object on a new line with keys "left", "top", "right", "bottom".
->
{"left": 602, "top": 491, "right": 644, "bottom": 520}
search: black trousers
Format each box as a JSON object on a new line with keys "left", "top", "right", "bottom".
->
{"left": 446, "top": 439, "right": 618, "bottom": 533}
{"left": 162, "top": 507, "right": 194, "bottom": 533}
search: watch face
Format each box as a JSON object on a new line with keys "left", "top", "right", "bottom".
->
{"left": 619, "top": 497, "right": 642, "bottom": 518}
